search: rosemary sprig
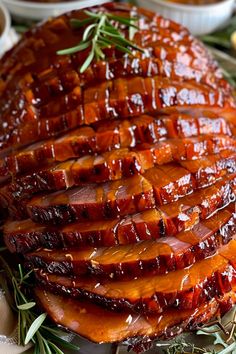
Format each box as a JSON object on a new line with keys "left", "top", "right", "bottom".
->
{"left": 0, "top": 255, "right": 79, "bottom": 354}
{"left": 158, "top": 306, "right": 236, "bottom": 354}
{"left": 162, "top": 340, "right": 211, "bottom": 354}
{"left": 57, "top": 10, "right": 144, "bottom": 73}
{"left": 196, "top": 313, "right": 236, "bottom": 354}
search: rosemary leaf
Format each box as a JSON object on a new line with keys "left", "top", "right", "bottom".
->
{"left": 41, "top": 328, "right": 79, "bottom": 350}
{"left": 218, "top": 342, "right": 236, "bottom": 354}
{"left": 95, "top": 45, "right": 105, "bottom": 60}
{"left": 103, "top": 24, "right": 121, "bottom": 34}
{"left": 25, "top": 313, "right": 47, "bottom": 345}
{"left": 80, "top": 48, "right": 95, "bottom": 73}
{"left": 57, "top": 41, "right": 90, "bottom": 55}
{"left": 17, "top": 302, "right": 36, "bottom": 310}
{"left": 70, "top": 17, "right": 93, "bottom": 28}
{"left": 96, "top": 39, "right": 111, "bottom": 49}
{"left": 83, "top": 23, "right": 97, "bottom": 41}
{"left": 18, "top": 264, "right": 24, "bottom": 281}
{"left": 48, "top": 341, "right": 64, "bottom": 354}
{"left": 36, "top": 332, "right": 48, "bottom": 354}
{"left": 33, "top": 344, "right": 41, "bottom": 354}
{"left": 107, "top": 13, "right": 138, "bottom": 27}
{"left": 42, "top": 336, "right": 53, "bottom": 354}
{"left": 99, "top": 37, "right": 133, "bottom": 55}
{"left": 84, "top": 10, "right": 101, "bottom": 19}
{"left": 42, "top": 326, "right": 78, "bottom": 350}
{"left": 0, "top": 256, "right": 80, "bottom": 353}
{"left": 201, "top": 35, "right": 231, "bottom": 48}
{"left": 100, "top": 29, "right": 122, "bottom": 38}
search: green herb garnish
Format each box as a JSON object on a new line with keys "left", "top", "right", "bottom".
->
{"left": 0, "top": 256, "right": 80, "bottom": 354}
{"left": 159, "top": 310, "right": 236, "bottom": 354}
{"left": 161, "top": 339, "right": 211, "bottom": 354}
{"left": 57, "top": 10, "right": 144, "bottom": 73}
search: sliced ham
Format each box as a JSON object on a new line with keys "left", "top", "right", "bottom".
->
{"left": 26, "top": 174, "right": 236, "bottom": 224}
{"left": 35, "top": 239, "right": 236, "bottom": 314}
{"left": 0, "top": 114, "right": 231, "bottom": 177}
{"left": 35, "top": 286, "right": 236, "bottom": 348}
{"left": 25, "top": 205, "right": 236, "bottom": 278}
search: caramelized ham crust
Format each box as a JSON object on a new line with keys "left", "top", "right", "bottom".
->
{"left": 1, "top": 151, "right": 235, "bottom": 218}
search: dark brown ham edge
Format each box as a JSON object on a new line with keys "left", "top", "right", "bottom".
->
{"left": 4, "top": 195, "right": 235, "bottom": 255}
{"left": 1, "top": 76, "right": 235, "bottom": 151}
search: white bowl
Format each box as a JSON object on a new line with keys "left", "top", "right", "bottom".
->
{"left": 1, "top": 0, "right": 109, "bottom": 21}
{"left": 137, "top": 0, "right": 235, "bottom": 35}
{"left": 0, "top": 2, "right": 11, "bottom": 56}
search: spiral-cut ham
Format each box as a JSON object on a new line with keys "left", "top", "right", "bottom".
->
{"left": 1, "top": 2, "right": 236, "bottom": 352}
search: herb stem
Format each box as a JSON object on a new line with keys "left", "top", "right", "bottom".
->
{"left": 0, "top": 255, "right": 80, "bottom": 353}
{"left": 57, "top": 11, "right": 143, "bottom": 73}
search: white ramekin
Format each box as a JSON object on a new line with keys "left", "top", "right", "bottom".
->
{"left": 1, "top": 0, "right": 109, "bottom": 21}
{"left": 0, "top": 2, "right": 11, "bottom": 56}
{"left": 137, "top": 0, "right": 235, "bottom": 35}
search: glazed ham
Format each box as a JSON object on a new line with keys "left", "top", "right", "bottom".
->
{"left": 0, "top": 2, "right": 236, "bottom": 352}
